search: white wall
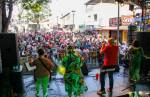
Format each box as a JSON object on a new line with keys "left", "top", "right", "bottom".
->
{"left": 51, "top": 0, "right": 134, "bottom": 29}
{"left": 86, "top": 3, "right": 133, "bottom": 27}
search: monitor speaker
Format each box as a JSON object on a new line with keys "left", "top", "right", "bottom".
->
{"left": 0, "top": 33, "right": 18, "bottom": 70}
{"left": 136, "top": 32, "right": 150, "bottom": 56}
{"left": 0, "top": 33, "right": 24, "bottom": 95}
{"left": 127, "top": 25, "right": 137, "bottom": 45}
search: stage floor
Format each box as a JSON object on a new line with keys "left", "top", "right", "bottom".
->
{"left": 23, "top": 67, "right": 150, "bottom": 97}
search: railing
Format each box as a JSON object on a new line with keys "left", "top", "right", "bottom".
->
{"left": 20, "top": 50, "right": 101, "bottom": 74}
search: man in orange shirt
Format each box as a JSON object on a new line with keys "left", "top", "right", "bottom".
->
{"left": 97, "top": 38, "right": 119, "bottom": 95}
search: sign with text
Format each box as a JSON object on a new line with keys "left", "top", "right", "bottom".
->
{"left": 121, "top": 15, "right": 134, "bottom": 26}
{"left": 109, "top": 17, "right": 121, "bottom": 27}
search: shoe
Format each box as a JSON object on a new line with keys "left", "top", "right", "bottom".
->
{"left": 97, "top": 89, "right": 106, "bottom": 95}
{"left": 107, "top": 88, "right": 112, "bottom": 93}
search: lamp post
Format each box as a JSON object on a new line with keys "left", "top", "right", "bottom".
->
{"left": 117, "top": 1, "right": 120, "bottom": 45}
{"left": 72, "top": 10, "right": 76, "bottom": 31}
{"left": 115, "top": 0, "right": 123, "bottom": 45}
{"left": 57, "top": 16, "right": 59, "bottom": 30}
{"left": 115, "top": 0, "right": 123, "bottom": 65}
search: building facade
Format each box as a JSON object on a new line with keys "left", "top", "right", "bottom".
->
{"left": 85, "top": 1, "right": 133, "bottom": 43}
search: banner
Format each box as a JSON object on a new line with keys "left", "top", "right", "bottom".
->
{"left": 121, "top": 15, "right": 134, "bottom": 26}
{"left": 109, "top": 17, "right": 121, "bottom": 27}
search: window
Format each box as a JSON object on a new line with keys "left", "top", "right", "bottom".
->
{"left": 94, "top": 14, "right": 97, "bottom": 21}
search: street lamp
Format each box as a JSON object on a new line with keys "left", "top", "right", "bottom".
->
{"left": 57, "top": 16, "right": 59, "bottom": 30}
{"left": 72, "top": 10, "right": 76, "bottom": 31}
{"left": 115, "top": 0, "right": 123, "bottom": 45}
{"left": 115, "top": 0, "right": 123, "bottom": 65}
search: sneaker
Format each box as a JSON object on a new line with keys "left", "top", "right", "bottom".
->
{"left": 97, "top": 90, "right": 106, "bottom": 95}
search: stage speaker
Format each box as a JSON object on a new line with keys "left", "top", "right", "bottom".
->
{"left": 0, "top": 33, "right": 19, "bottom": 70}
{"left": 128, "top": 25, "right": 137, "bottom": 45}
{"left": 136, "top": 32, "right": 150, "bottom": 56}
{"left": 0, "top": 33, "right": 24, "bottom": 94}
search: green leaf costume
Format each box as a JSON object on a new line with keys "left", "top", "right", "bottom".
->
{"left": 62, "top": 52, "right": 88, "bottom": 97}
{"left": 128, "top": 47, "right": 144, "bottom": 81}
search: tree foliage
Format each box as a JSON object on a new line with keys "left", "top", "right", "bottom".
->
{"left": 20, "top": 0, "right": 51, "bottom": 31}
{"left": 22, "top": 0, "right": 49, "bottom": 13}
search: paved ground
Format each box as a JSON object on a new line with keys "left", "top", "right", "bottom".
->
{"left": 23, "top": 67, "right": 150, "bottom": 97}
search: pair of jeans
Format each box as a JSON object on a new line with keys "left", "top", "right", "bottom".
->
{"left": 100, "top": 66, "right": 114, "bottom": 91}
{"left": 36, "top": 76, "right": 49, "bottom": 97}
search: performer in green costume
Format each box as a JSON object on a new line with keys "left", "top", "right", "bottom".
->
{"left": 127, "top": 40, "right": 144, "bottom": 81}
{"left": 61, "top": 45, "right": 87, "bottom": 97}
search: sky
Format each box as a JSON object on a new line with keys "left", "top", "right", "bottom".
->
{"left": 51, "top": 0, "right": 88, "bottom": 18}
{"left": 11, "top": 0, "right": 136, "bottom": 26}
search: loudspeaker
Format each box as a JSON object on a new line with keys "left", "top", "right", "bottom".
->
{"left": 0, "top": 33, "right": 24, "bottom": 94}
{"left": 10, "top": 72, "right": 24, "bottom": 94}
{"left": 128, "top": 25, "right": 137, "bottom": 44}
{"left": 136, "top": 32, "right": 150, "bottom": 56}
{"left": 0, "top": 33, "right": 18, "bottom": 70}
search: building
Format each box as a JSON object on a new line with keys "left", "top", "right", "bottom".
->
{"left": 51, "top": 0, "right": 88, "bottom": 32}
{"left": 85, "top": 0, "right": 134, "bottom": 43}
{"left": 60, "top": 11, "right": 75, "bottom": 31}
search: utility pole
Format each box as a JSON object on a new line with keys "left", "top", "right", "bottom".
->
{"left": 72, "top": 10, "right": 75, "bottom": 31}
{"left": 57, "top": 16, "right": 59, "bottom": 30}
{"left": 115, "top": 0, "right": 123, "bottom": 45}
{"left": 115, "top": 0, "right": 123, "bottom": 65}
{"left": 117, "top": 1, "right": 120, "bottom": 45}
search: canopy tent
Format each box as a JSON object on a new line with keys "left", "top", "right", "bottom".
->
{"left": 98, "top": 26, "right": 128, "bottom": 30}
{"left": 85, "top": 0, "right": 116, "bottom": 5}
{"left": 85, "top": 0, "right": 142, "bottom": 6}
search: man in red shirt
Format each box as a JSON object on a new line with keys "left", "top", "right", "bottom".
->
{"left": 97, "top": 38, "right": 119, "bottom": 95}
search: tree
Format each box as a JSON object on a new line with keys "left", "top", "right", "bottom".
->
{"left": 0, "top": 0, "right": 51, "bottom": 32}
{"left": 0, "top": 0, "right": 17, "bottom": 32}
{"left": 21, "top": 0, "right": 51, "bottom": 31}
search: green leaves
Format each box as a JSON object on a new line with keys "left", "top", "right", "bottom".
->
{"left": 20, "top": 0, "right": 51, "bottom": 25}
{"left": 21, "top": 0, "right": 49, "bottom": 13}
{"left": 22, "top": 1, "right": 32, "bottom": 10}
{"left": 31, "top": 3, "right": 42, "bottom": 13}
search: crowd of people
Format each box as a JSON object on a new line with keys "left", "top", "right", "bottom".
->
{"left": 18, "top": 31, "right": 115, "bottom": 67}
{"left": 17, "top": 30, "right": 150, "bottom": 97}
{"left": 17, "top": 31, "right": 108, "bottom": 97}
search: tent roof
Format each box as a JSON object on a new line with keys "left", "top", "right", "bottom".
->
{"left": 85, "top": 0, "right": 133, "bottom": 5}
{"left": 85, "top": 0, "right": 117, "bottom": 5}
